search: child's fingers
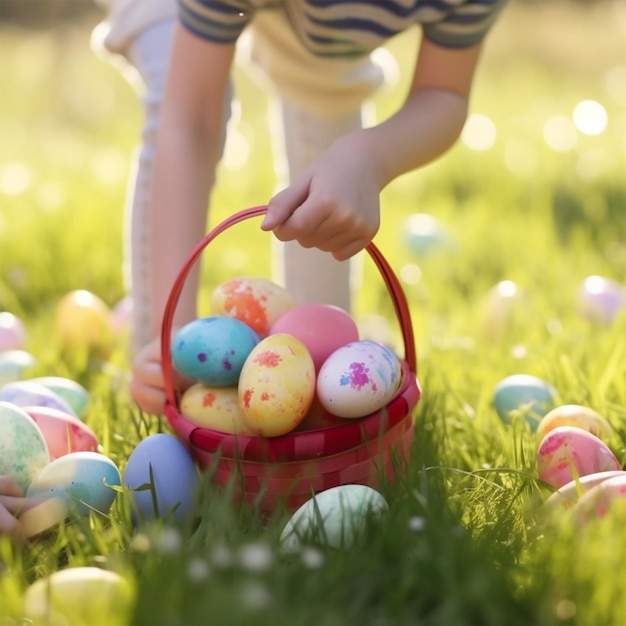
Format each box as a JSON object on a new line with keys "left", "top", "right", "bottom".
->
{"left": 0, "top": 476, "right": 24, "bottom": 498}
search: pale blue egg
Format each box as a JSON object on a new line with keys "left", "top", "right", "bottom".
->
{"left": 172, "top": 316, "right": 260, "bottom": 386}
{"left": 28, "top": 376, "right": 90, "bottom": 416}
{"left": 26, "top": 451, "right": 121, "bottom": 516}
{"left": 0, "top": 350, "right": 37, "bottom": 386}
{"left": 123, "top": 433, "right": 200, "bottom": 524}
{"left": 0, "top": 381, "right": 78, "bottom": 416}
{"left": 0, "top": 401, "right": 50, "bottom": 490}
{"left": 280, "top": 484, "right": 389, "bottom": 551}
{"left": 493, "top": 374, "right": 558, "bottom": 430}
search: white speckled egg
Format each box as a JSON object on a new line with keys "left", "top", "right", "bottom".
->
{"left": 26, "top": 451, "right": 121, "bottom": 516}
{"left": 543, "top": 470, "right": 626, "bottom": 513}
{"left": 572, "top": 474, "right": 626, "bottom": 525}
{"left": 123, "top": 433, "right": 200, "bottom": 524}
{"left": 280, "top": 484, "right": 389, "bottom": 551}
{"left": 316, "top": 341, "right": 401, "bottom": 418}
{"left": 172, "top": 316, "right": 260, "bottom": 386}
{"left": 0, "top": 401, "right": 50, "bottom": 490}
{"left": 211, "top": 276, "right": 295, "bottom": 338}
{"left": 180, "top": 383, "right": 255, "bottom": 434}
{"left": 238, "top": 333, "right": 316, "bottom": 437}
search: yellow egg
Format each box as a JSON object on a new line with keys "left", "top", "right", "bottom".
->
{"left": 211, "top": 277, "right": 295, "bottom": 338}
{"left": 238, "top": 334, "right": 316, "bottom": 437}
{"left": 55, "top": 290, "right": 113, "bottom": 357}
{"left": 24, "top": 566, "right": 133, "bottom": 626}
{"left": 536, "top": 404, "right": 614, "bottom": 444}
{"left": 180, "top": 384, "right": 255, "bottom": 435}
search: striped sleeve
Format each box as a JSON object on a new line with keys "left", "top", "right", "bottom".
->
{"left": 422, "top": 0, "right": 510, "bottom": 49}
{"left": 178, "top": 0, "right": 254, "bottom": 42}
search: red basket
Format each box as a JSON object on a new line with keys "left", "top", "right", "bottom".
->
{"left": 161, "top": 206, "right": 421, "bottom": 513}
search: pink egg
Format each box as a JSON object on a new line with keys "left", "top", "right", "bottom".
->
{"left": 0, "top": 312, "right": 27, "bottom": 351}
{"left": 572, "top": 474, "right": 626, "bottom": 525}
{"left": 23, "top": 406, "right": 99, "bottom": 460}
{"left": 270, "top": 303, "right": 359, "bottom": 372}
{"left": 543, "top": 470, "right": 626, "bottom": 512}
{"left": 537, "top": 426, "right": 621, "bottom": 489}
{"left": 110, "top": 295, "right": 133, "bottom": 338}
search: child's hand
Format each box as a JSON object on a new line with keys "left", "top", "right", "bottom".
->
{"left": 262, "top": 131, "right": 381, "bottom": 261}
{"left": 0, "top": 476, "right": 28, "bottom": 537}
{"left": 129, "top": 333, "right": 193, "bottom": 416}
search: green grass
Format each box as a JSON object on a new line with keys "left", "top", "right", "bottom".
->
{"left": 1, "top": 1, "right": 626, "bottom": 624}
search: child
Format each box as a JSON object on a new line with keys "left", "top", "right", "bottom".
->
{"left": 122, "top": 0, "right": 510, "bottom": 415}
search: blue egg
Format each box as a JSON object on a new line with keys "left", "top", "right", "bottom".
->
{"left": 493, "top": 374, "right": 558, "bottom": 431}
{"left": 172, "top": 316, "right": 260, "bottom": 386}
{"left": 26, "top": 451, "right": 121, "bottom": 516}
{"left": 123, "top": 433, "right": 200, "bottom": 524}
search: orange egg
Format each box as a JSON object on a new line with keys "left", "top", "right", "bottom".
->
{"left": 211, "top": 277, "right": 295, "bottom": 338}
{"left": 536, "top": 404, "right": 614, "bottom": 444}
{"left": 238, "top": 334, "right": 316, "bottom": 437}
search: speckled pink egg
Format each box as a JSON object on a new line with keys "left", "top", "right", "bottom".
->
{"left": 0, "top": 312, "right": 27, "bottom": 351}
{"left": 316, "top": 340, "right": 401, "bottom": 419}
{"left": 537, "top": 426, "right": 621, "bottom": 489}
{"left": 543, "top": 470, "right": 626, "bottom": 512}
{"left": 572, "top": 474, "right": 626, "bottom": 525}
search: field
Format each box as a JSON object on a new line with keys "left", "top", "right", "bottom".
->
{"left": 1, "top": 0, "right": 626, "bottom": 624}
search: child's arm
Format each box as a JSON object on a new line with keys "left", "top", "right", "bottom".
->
{"left": 129, "top": 24, "right": 235, "bottom": 414}
{"left": 262, "top": 39, "right": 483, "bottom": 261}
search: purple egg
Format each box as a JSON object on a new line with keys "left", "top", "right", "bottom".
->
{"left": 577, "top": 275, "right": 626, "bottom": 324}
{"left": 0, "top": 381, "right": 78, "bottom": 416}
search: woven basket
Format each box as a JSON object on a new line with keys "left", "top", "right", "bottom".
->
{"left": 161, "top": 206, "right": 421, "bottom": 513}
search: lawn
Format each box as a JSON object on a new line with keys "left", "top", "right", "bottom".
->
{"left": 1, "top": 0, "right": 625, "bottom": 624}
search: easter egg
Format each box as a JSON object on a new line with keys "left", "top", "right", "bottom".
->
{"left": 0, "top": 380, "right": 78, "bottom": 416}
{"left": 280, "top": 484, "right": 389, "bottom": 551}
{"left": 572, "top": 474, "right": 626, "bottom": 525}
{"left": 402, "top": 213, "right": 450, "bottom": 257}
{"left": 123, "top": 433, "right": 200, "bottom": 523}
{"left": 316, "top": 340, "right": 401, "bottom": 419}
{"left": 0, "top": 349, "right": 37, "bottom": 385}
{"left": 543, "top": 470, "right": 626, "bottom": 513}
{"left": 27, "top": 451, "right": 121, "bottom": 516}
{"left": 211, "top": 276, "right": 295, "bottom": 338}
{"left": 482, "top": 280, "right": 528, "bottom": 341}
{"left": 238, "top": 333, "right": 316, "bottom": 437}
{"left": 24, "top": 406, "right": 99, "bottom": 460}
{"left": 536, "top": 426, "right": 621, "bottom": 489}
{"left": 0, "top": 401, "right": 49, "bottom": 491}
{"left": 180, "top": 384, "right": 255, "bottom": 434}
{"left": 536, "top": 404, "right": 614, "bottom": 445}
{"left": 493, "top": 374, "right": 558, "bottom": 430}
{"left": 0, "top": 311, "right": 27, "bottom": 351}
{"left": 576, "top": 275, "right": 626, "bottom": 324}
{"left": 109, "top": 295, "right": 133, "bottom": 338}
{"left": 28, "top": 376, "right": 90, "bottom": 416}
{"left": 270, "top": 303, "right": 360, "bottom": 372}
{"left": 172, "top": 316, "right": 260, "bottom": 386}
{"left": 23, "top": 567, "right": 133, "bottom": 626}
{"left": 55, "top": 289, "right": 113, "bottom": 355}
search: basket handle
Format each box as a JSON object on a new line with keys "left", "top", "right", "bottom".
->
{"left": 161, "top": 205, "right": 417, "bottom": 407}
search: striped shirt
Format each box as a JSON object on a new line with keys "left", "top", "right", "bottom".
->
{"left": 178, "top": 0, "right": 510, "bottom": 56}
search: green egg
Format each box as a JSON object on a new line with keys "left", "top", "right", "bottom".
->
{"left": 29, "top": 376, "right": 90, "bottom": 416}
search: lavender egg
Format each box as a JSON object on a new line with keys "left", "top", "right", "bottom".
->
{"left": 0, "top": 381, "right": 78, "bottom": 416}
{"left": 172, "top": 316, "right": 260, "bottom": 386}
{"left": 576, "top": 275, "right": 626, "bottom": 324}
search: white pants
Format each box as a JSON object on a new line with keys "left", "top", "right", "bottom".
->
{"left": 123, "top": 14, "right": 388, "bottom": 351}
